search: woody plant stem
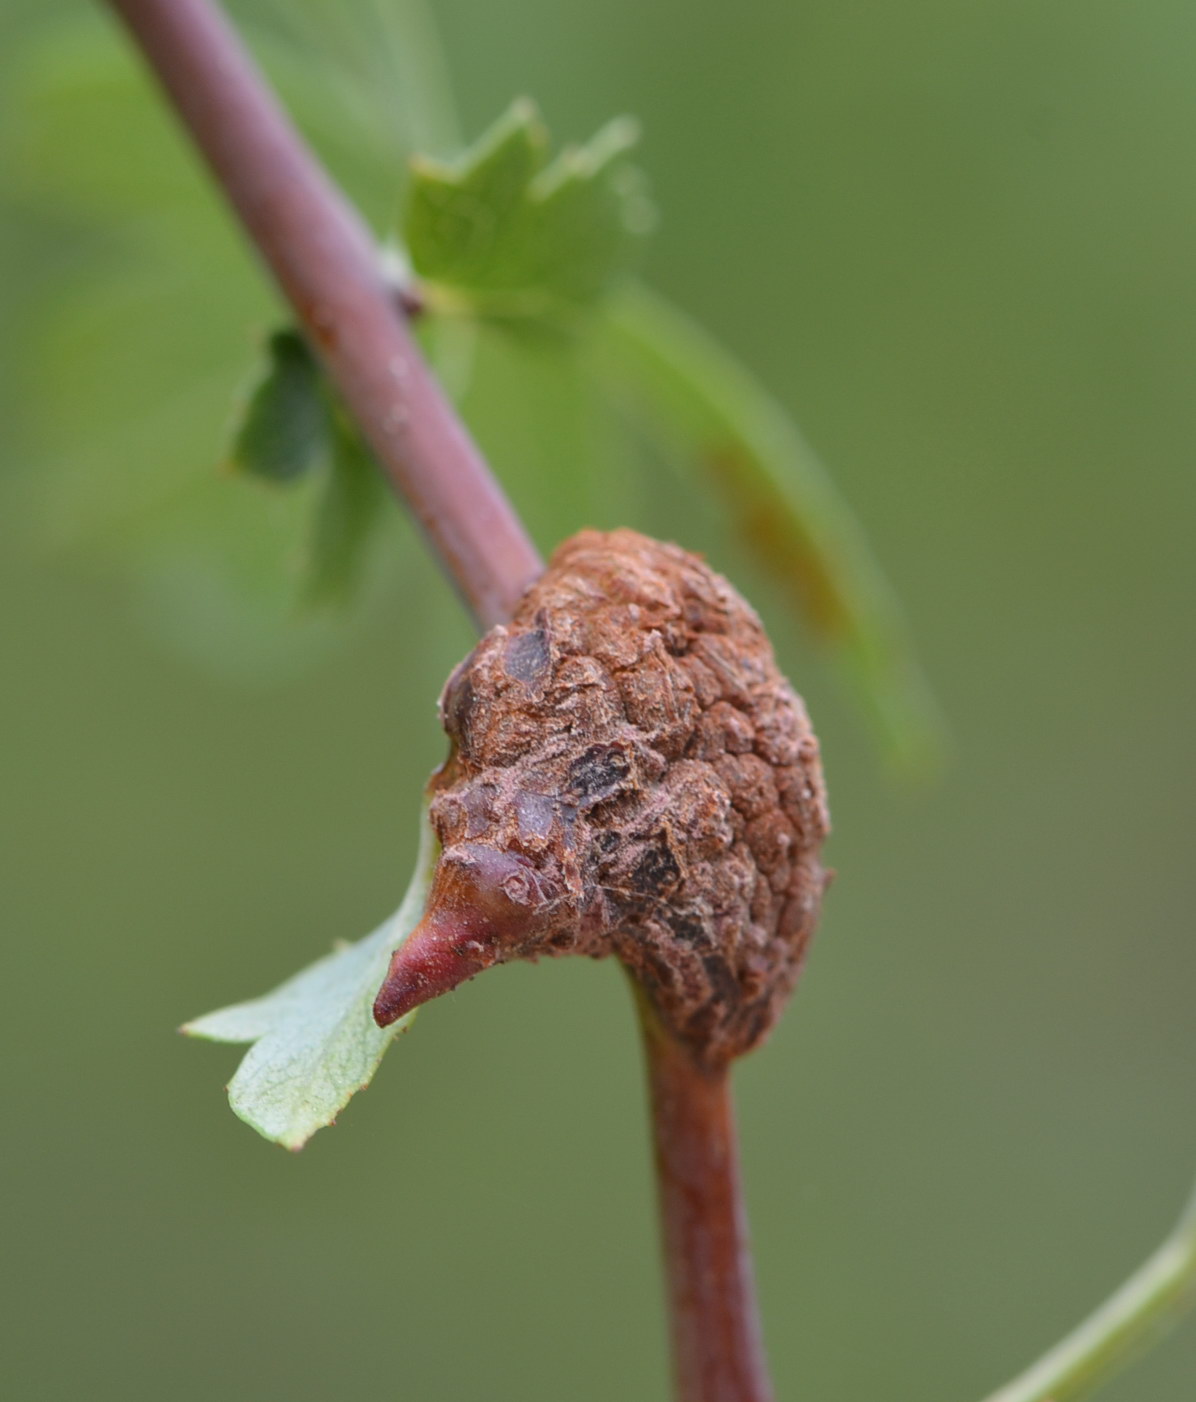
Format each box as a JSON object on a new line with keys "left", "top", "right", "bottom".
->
{"left": 104, "top": 1, "right": 773, "bottom": 1398}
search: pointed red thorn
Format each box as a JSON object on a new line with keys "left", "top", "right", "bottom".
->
{"left": 372, "top": 914, "right": 493, "bottom": 1027}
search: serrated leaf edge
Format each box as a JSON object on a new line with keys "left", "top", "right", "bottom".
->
{"left": 182, "top": 804, "right": 439, "bottom": 1150}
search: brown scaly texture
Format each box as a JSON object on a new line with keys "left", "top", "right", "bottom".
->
{"left": 414, "top": 528, "right": 828, "bottom": 1066}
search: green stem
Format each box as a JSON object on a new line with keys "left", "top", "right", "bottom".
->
{"left": 978, "top": 1180, "right": 1196, "bottom": 1402}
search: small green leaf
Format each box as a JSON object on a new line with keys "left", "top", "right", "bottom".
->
{"left": 404, "top": 99, "right": 653, "bottom": 329}
{"left": 592, "top": 283, "right": 944, "bottom": 773}
{"left": 221, "top": 326, "right": 395, "bottom": 614}
{"left": 304, "top": 414, "right": 392, "bottom": 607}
{"left": 227, "top": 329, "right": 331, "bottom": 484}
{"left": 183, "top": 809, "right": 438, "bottom": 1150}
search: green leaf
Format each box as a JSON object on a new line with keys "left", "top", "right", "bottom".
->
{"left": 304, "top": 413, "right": 392, "bottom": 607}
{"left": 222, "top": 325, "right": 394, "bottom": 613}
{"left": 183, "top": 808, "right": 438, "bottom": 1150}
{"left": 404, "top": 99, "right": 653, "bottom": 329}
{"left": 227, "top": 329, "right": 332, "bottom": 484}
{"left": 591, "top": 282, "right": 944, "bottom": 773}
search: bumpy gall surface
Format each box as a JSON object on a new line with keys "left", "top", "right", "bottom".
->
{"left": 375, "top": 528, "right": 830, "bottom": 1065}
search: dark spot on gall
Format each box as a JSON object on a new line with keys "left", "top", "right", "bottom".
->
{"left": 566, "top": 743, "right": 631, "bottom": 806}
{"left": 462, "top": 783, "right": 497, "bottom": 838}
{"left": 441, "top": 657, "right": 478, "bottom": 750}
{"left": 741, "top": 999, "right": 772, "bottom": 1047}
{"left": 633, "top": 840, "right": 682, "bottom": 895}
{"left": 633, "top": 943, "right": 677, "bottom": 994}
{"left": 668, "top": 911, "right": 709, "bottom": 945}
{"left": 702, "top": 954, "right": 740, "bottom": 1010}
{"left": 503, "top": 628, "right": 551, "bottom": 686}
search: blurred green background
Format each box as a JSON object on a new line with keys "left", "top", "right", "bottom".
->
{"left": 3, "top": 1, "right": 1194, "bottom": 1399}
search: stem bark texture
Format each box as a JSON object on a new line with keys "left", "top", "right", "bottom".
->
{"left": 641, "top": 1000, "right": 775, "bottom": 1402}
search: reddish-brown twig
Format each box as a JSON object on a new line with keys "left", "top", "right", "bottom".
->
{"left": 641, "top": 999, "right": 775, "bottom": 1402}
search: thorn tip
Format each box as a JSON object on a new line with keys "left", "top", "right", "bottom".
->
{"left": 372, "top": 913, "right": 493, "bottom": 1027}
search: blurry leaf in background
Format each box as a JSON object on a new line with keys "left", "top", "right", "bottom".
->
{"left": 228, "top": 329, "right": 332, "bottom": 484}
{"left": 128, "top": 460, "right": 390, "bottom": 683}
{"left": 405, "top": 98, "right": 654, "bottom": 329}
{"left": 591, "top": 283, "right": 943, "bottom": 772}
{"left": 457, "top": 324, "right": 643, "bottom": 546}
{"left": 184, "top": 805, "right": 437, "bottom": 1151}
{"left": 254, "top": 0, "right": 462, "bottom": 166}
{"left": 305, "top": 412, "right": 393, "bottom": 608}
{"left": 225, "top": 328, "right": 392, "bottom": 608}
{"left": 6, "top": 19, "right": 223, "bottom": 227}
{"left": 3, "top": 11, "right": 412, "bottom": 247}
{"left": 1, "top": 10, "right": 413, "bottom": 682}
